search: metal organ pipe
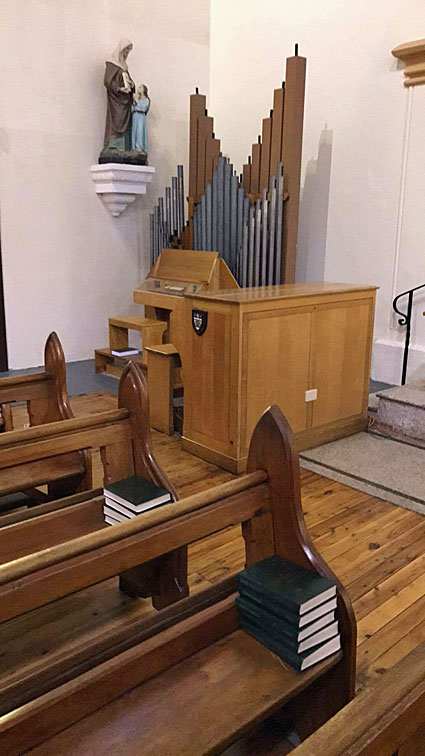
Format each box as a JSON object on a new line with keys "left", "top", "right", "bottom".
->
{"left": 149, "top": 160, "right": 286, "bottom": 286}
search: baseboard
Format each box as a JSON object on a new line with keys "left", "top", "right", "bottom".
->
{"left": 181, "top": 437, "right": 246, "bottom": 473}
{"left": 372, "top": 339, "right": 425, "bottom": 385}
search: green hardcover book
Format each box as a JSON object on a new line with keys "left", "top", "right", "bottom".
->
{"left": 238, "top": 583, "right": 337, "bottom": 628}
{"left": 103, "top": 475, "right": 172, "bottom": 513}
{"left": 235, "top": 595, "right": 338, "bottom": 651}
{"left": 240, "top": 619, "right": 341, "bottom": 672}
{"left": 237, "top": 555, "right": 336, "bottom": 616}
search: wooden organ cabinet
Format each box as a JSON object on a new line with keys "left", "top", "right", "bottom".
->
{"left": 182, "top": 283, "right": 377, "bottom": 472}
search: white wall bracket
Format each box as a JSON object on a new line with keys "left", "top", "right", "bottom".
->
{"left": 90, "top": 163, "right": 155, "bottom": 217}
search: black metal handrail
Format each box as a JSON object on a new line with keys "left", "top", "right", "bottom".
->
{"left": 392, "top": 282, "right": 425, "bottom": 385}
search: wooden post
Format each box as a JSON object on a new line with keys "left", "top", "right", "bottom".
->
{"left": 281, "top": 55, "right": 306, "bottom": 283}
{"left": 146, "top": 347, "right": 176, "bottom": 435}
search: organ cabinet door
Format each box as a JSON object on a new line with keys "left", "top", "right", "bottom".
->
{"left": 310, "top": 298, "right": 374, "bottom": 429}
{"left": 242, "top": 307, "right": 312, "bottom": 453}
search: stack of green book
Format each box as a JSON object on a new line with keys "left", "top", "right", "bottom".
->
{"left": 103, "top": 475, "right": 172, "bottom": 525}
{"left": 236, "top": 555, "right": 340, "bottom": 671}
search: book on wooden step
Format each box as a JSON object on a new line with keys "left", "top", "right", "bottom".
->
{"left": 237, "top": 555, "right": 337, "bottom": 616}
{"left": 240, "top": 619, "right": 341, "bottom": 671}
{"left": 111, "top": 347, "right": 140, "bottom": 357}
{"left": 103, "top": 475, "right": 172, "bottom": 512}
{"left": 238, "top": 583, "right": 337, "bottom": 628}
{"left": 235, "top": 595, "right": 339, "bottom": 652}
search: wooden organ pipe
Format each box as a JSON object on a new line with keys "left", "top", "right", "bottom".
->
{"left": 259, "top": 112, "right": 272, "bottom": 192}
{"left": 250, "top": 138, "right": 261, "bottom": 197}
{"left": 269, "top": 85, "right": 285, "bottom": 181}
{"left": 189, "top": 90, "right": 206, "bottom": 199}
{"left": 281, "top": 54, "right": 306, "bottom": 282}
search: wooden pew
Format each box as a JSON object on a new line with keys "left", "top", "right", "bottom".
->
{"left": 0, "top": 405, "right": 356, "bottom": 756}
{"left": 291, "top": 642, "right": 425, "bottom": 756}
{"left": 0, "top": 360, "right": 188, "bottom": 610}
{"left": 0, "top": 331, "right": 91, "bottom": 500}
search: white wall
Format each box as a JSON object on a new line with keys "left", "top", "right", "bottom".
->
{"left": 209, "top": 0, "right": 425, "bottom": 384}
{"left": 0, "top": 0, "right": 210, "bottom": 368}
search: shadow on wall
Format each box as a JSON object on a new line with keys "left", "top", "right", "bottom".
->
{"left": 296, "top": 126, "right": 333, "bottom": 282}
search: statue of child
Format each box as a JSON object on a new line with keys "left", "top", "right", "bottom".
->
{"left": 131, "top": 84, "right": 150, "bottom": 153}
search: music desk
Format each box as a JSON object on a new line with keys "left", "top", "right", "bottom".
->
{"left": 182, "top": 282, "right": 377, "bottom": 473}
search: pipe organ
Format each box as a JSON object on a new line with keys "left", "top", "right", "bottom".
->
{"left": 97, "top": 50, "right": 377, "bottom": 469}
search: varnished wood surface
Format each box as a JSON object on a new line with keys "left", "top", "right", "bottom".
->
{"left": 292, "top": 642, "right": 425, "bottom": 756}
{"left": 0, "top": 332, "right": 91, "bottom": 495}
{"left": 147, "top": 248, "right": 219, "bottom": 285}
{"left": 184, "top": 281, "right": 378, "bottom": 303}
{"left": 4, "top": 391, "right": 425, "bottom": 701}
{"left": 183, "top": 284, "right": 376, "bottom": 471}
{"left": 27, "top": 630, "right": 340, "bottom": 756}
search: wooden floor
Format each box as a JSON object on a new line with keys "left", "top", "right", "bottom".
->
{"left": 7, "top": 391, "right": 425, "bottom": 697}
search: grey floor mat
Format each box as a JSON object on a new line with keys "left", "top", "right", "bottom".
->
{"left": 300, "top": 432, "right": 425, "bottom": 514}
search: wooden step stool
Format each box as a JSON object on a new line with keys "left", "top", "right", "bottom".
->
{"left": 145, "top": 344, "right": 183, "bottom": 435}
{"left": 95, "top": 316, "right": 167, "bottom": 377}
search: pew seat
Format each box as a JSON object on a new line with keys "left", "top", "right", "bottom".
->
{"left": 26, "top": 622, "right": 341, "bottom": 756}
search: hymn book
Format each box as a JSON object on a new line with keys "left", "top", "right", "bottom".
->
{"left": 237, "top": 555, "right": 337, "bottom": 615}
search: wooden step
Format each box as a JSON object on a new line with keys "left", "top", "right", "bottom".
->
{"left": 94, "top": 349, "right": 146, "bottom": 378}
{"left": 108, "top": 316, "right": 167, "bottom": 333}
{"left": 108, "top": 316, "right": 168, "bottom": 363}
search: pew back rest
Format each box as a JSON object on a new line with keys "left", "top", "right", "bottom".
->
{"left": 292, "top": 642, "right": 425, "bottom": 756}
{"left": 0, "top": 332, "right": 71, "bottom": 430}
{"left": 0, "top": 360, "right": 176, "bottom": 499}
{"left": 0, "top": 332, "right": 92, "bottom": 495}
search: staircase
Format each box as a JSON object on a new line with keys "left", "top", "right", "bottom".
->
{"left": 369, "top": 381, "right": 425, "bottom": 448}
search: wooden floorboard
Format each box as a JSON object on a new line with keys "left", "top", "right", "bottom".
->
{"left": 5, "top": 391, "right": 425, "bottom": 697}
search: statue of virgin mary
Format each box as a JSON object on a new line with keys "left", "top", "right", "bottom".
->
{"left": 103, "top": 38, "right": 135, "bottom": 151}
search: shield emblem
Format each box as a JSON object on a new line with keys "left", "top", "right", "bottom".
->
{"left": 192, "top": 309, "right": 208, "bottom": 335}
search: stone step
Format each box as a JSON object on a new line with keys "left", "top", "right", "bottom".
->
{"left": 374, "top": 381, "right": 425, "bottom": 442}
